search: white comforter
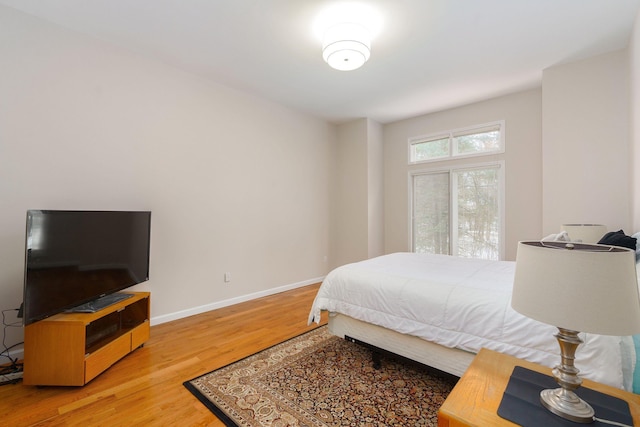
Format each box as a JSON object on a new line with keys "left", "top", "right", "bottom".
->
{"left": 309, "top": 252, "right": 634, "bottom": 390}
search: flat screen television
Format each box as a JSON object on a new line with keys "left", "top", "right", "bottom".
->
{"left": 22, "top": 210, "right": 151, "bottom": 325}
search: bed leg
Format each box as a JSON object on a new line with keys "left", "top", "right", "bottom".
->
{"left": 372, "top": 351, "right": 382, "bottom": 370}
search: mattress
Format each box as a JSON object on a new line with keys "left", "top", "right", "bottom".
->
{"left": 309, "top": 252, "right": 635, "bottom": 391}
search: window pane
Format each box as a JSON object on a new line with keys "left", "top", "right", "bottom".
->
{"left": 455, "top": 168, "right": 499, "bottom": 260}
{"left": 411, "top": 137, "right": 449, "bottom": 162}
{"left": 454, "top": 129, "right": 500, "bottom": 155}
{"left": 413, "top": 173, "right": 449, "bottom": 254}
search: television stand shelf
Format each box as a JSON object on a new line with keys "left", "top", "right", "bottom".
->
{"left": 23, "top": 291, "right": 150, "bottom": 386}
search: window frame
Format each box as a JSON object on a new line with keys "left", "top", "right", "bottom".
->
{"left": 408, "top": 120, "right": 505, "bottom": 165}
{"left": 408, "top": 160, "right": 506, "bottom": 260}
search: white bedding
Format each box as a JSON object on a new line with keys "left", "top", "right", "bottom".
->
{"left": 309, "top": 252, "right": 635, "bottom": 390}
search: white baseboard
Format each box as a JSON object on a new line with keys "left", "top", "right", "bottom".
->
{"left": 149, "top": 277, "right": 325, "bottom": 326}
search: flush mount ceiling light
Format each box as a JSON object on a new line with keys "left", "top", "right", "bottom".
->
{"left": 314, "top": 2, "right": 381, "bottom": 71}
{"left": 322, "top": 22, "right": 371, "bottom": 71}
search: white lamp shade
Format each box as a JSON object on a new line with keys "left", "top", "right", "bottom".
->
{"left": 561, "top": 224, "right": 607, "bottom": 243}
{"left": 322, "top": 23, "right": 371, "bottom": 71}
{"left": 512, "top": 241, "right": 640, "bottom": 336}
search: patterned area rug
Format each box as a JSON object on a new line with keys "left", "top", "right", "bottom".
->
{"left": 184, "top": 326, "right": 457, "bottom": 426}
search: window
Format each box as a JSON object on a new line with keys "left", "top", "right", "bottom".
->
{"left": 409, "top": 121, "right": 504, "bottom": 164}
{"left": 411, "top": 163, "right": 504, "bottom": 260}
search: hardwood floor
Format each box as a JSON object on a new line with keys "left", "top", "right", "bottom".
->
{"left": 0, "top": 283, "right": 327, "bottom": 426}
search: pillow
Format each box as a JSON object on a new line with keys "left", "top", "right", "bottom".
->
{"left": 541, "top": 231, "right": 570, "bottom": 242}
{"left": 597, "top": 230, "right": 637, "bottom": 250}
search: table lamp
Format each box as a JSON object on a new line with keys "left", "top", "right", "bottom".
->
{"left": 561, "top": 224, "right": 607, "bottom": 243}
{"left": 511, "top": 241, "right": 640, "bottom": 423}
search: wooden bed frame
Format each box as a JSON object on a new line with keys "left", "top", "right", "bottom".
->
{"left": 328, "top": 312, "right": 475, "bottom": 377}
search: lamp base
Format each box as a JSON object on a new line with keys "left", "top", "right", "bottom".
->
{"left": 539, "top": 328, "right": 596, "bottom": 423}
{"left": 540, "top": 386, "right": 595, "bottom": 424}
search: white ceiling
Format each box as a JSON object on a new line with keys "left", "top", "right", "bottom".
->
{"left": 2, "top": 0, "right": 639, "bottom": 124}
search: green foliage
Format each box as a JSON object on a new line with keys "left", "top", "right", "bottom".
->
{"left": 455, "top": 130, "right": 500, "bottom": 155}
{"left": 413, "top": 167, "right": 499, "bottom": 260}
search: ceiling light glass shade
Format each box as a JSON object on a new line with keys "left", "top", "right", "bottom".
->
{"left": 322, "top": 23, "right": 371, "bottom": 71}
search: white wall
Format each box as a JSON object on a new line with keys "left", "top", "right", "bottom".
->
{"left": 0, "top": 6, "right": 335, "bottom": 351}
{"left": 383, "top": 89, "right": 543, "bottom": 261}
{"left": 367, "top": 119, "right": 384, "bottom": 259}
{"left": 632, "top": 8, "right": 640, "bottom": 231}
{"left": 542, "top": 50, "right": 631, "bottom": 235}
{"left": 331, "top": 119, "right": 369, "bottom": 268}
{"left": 329, "top": 118, "right": 385, "bottom": 269}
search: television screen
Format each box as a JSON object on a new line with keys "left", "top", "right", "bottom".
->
{"left": 23, "top": 210, "right": 151, "bottom": 325}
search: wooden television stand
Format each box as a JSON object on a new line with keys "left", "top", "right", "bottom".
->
{"left": 23, "top": 291, "right": 150, "bottom": 386}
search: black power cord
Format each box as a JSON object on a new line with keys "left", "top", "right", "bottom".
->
{"left": 1, "top": 308, "right": 23, "bottom": 385}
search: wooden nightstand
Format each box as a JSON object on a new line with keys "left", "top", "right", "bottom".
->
{"left": 437, "top": 348, "right": 640, "bottom": 426}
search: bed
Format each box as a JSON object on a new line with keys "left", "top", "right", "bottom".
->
{"left": 308, "top": 252, "right": 637, "bottom": 392}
